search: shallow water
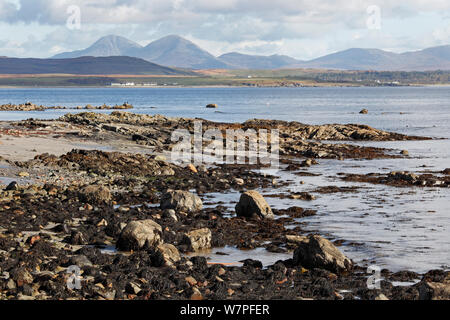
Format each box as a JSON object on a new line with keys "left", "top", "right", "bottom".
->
{"left": 186, "top": 246, "right": 292, "bottom": 268}
{"left": 0, "top": 86, "right": 449, "bottom": 272}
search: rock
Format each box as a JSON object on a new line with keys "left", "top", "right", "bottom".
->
{"left": 70, "top": 255, "right": 93, "bottom": 268}
{"left": 5, "top": 181, "right": 18, "bottom": 191}
{"left": 154, "top": 155, "right": 167, "bottom": 162}
{"left": 389, "top": 171, "right": 418, "bottom": 182}
{"left": 190, "top": 287, "right": 203, "bottom": 300}
{"left": 418, "top": 280, "right": 450, "bottom": 300}
{"left": 375, "top": 293, "right": 389, "bottom": 300}
{"left": 206, "top": 104, "right": 218, "bottom": 108}
{"left": 235, "top": 190, "right": 274, "bottom": 219}
{"left": 293, "top": 235, "right": 353, "bottom": 273}
{"left": 182, "top": 228, "right": 212, "bottom": 252}
{"left": 234, "top": 178, "right": 244, "bottom": 185}
{"left": 185, "top": 276, "right": 197, "bottom": 286}
{"left": 286, "top": 235, "right": 309, "bottom": 244}
{"left": 400, "top": 150, "right": 409, "bottom": 156}
{"left": 18, "top": 171, "right": 29, "bottom": 177}
{"left": 187, "top": 163, "right": 198, "bottom": 173}
{"left": 152, "top": 244, "right": 181, "bottom": 267}
{"left": 125, "top": 282, "right": 141, "bottom": 295}
{"left": 17, "top": 294, "right": 35, "bottom": 300}
{"left": 359, "top": 109, "right": 368, "bottom": 114}
{"left": 116, "top": 219, "right": 162, "bottom": 251}
{"left": 160, "top": 190, "right": 203, "bottom": 213}
{"left": 6, "top": 279, "right": 16, "bottom": 290}
{"left": 300, "top": 159, "right": 316, "bottom": 167}
{"left": 241, "top": 259, "right": 263, "bottom": 269}
{"left": 162, "top": 209, "right": 178, "bottom": 222}
{"left": 70, "top": 230, "right": 87, "bottom": 245}
{"left": 78, "top": 185, "right": 112, "bottom": 204}
{"left": 12, "top": 268, "right": 33, "bottom": 286}
{"left": 290, "top": 192, "right": 316, "bottom": 201}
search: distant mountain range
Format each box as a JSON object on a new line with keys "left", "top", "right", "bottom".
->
{"left": 0, "top": 56, "right": 190, "bottom": 75}
{"left": 50, "top": 34, "right": 450, "bottom": 71}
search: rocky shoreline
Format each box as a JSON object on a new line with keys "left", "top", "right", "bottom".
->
{"left": 0, "top": 102, "right": 133, "bottom": 111}
{"left": 0, "top": 112, "right": 448, "bottom": 300}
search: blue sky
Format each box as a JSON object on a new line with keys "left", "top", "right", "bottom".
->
{"left": 0, "top": 0, "right": 449, "bottom": 59}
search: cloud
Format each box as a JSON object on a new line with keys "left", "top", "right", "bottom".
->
{"left": 0, "top": 0, "right": 448, "bottom": 59}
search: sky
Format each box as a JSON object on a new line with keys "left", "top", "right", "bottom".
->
{"left": 0, "top": 0, "right": 449, "bottom": 60}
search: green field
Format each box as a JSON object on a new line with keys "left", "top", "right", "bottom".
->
{"left": 0, "top": 69, "right": 449, "bottom": 87}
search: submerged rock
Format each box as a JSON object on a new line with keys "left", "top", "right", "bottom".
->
{"left": 293, "top": 235, "right": 353, "bottom": 273}
{"left": 116, "top": 219, "right": 162, "bottom": 251}
{"left": 160, "top": 190, "right": 203, "bottom": 213}
{"left": 182, "top": 228, "right": 212, "bottom": 252}
{"left": 235, "top": 190, "right": 274, "bottom": 219}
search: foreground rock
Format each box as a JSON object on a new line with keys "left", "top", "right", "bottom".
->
{"left": 293, "top": 235, "right": 353, "bottom": 273}
{"left": 160, "top": 190, "right": 203, "bottom": 213}
{"left": 116, "top": 220, "right": 162, "bottom": 250}
{"left": 235, "top": 190, "right": 274, "bottom": 219}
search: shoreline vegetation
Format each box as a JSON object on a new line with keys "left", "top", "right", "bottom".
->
{"left": 0, "top": 110, "right": 448, "bottom": 300}
{"left": 0, "top": 69, "right": 449, "bottom": 88}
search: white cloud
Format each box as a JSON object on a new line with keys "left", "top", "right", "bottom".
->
{"left": 0, "top": 0, "right": 449, "bottom": 59}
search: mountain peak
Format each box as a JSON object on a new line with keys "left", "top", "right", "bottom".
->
{"left": 51, "top": 34, "right": 450, "bottom": 71}
{"left": 140, "top": 35, "right": 229, "bottom": 69}
{"left": 53, "top": 35, "right": 142, "bottom": 59}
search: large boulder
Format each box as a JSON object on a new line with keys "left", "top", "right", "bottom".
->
{"left": 182, "top": 228, "right": 212, "bottom": 252}
{"left": 160, "top": 190, "right": 203, "bottom": 213}
{"left": 293, "top": 235, "right": 353, "bottom": 273}
{"left": 116, "top": 220, "right": 162, "bottom": 251}
{"left": 78, "top": 185, "right": 111, "bottom": 204}
{"left": 235, "top": 190, "right": 274, "bottom": 219}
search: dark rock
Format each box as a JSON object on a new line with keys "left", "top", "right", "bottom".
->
{"left": 235, "top": 190, "right": 274, "bottom": 219}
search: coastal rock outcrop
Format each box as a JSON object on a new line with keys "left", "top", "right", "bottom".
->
{"left": 235, "top": 190, "right": 274, "bottom": 219}
{"left": 293, "top": 235, "right": 353, "bottom": 273}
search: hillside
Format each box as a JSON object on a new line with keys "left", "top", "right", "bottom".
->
{"left": 0, "top": 56, "right": 190, "bottom": 75}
